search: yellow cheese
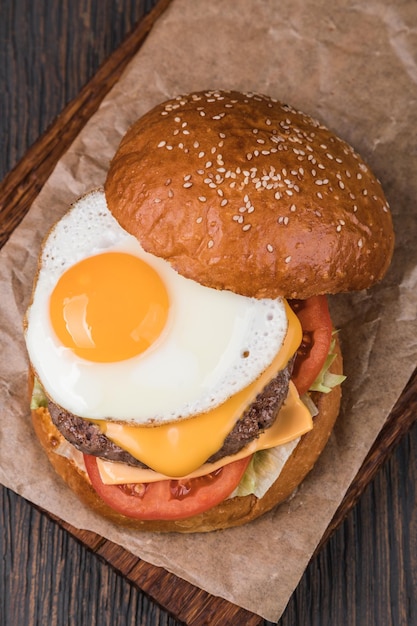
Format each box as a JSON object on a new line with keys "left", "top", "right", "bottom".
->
{"left": 97, "top": 382, "right": 312, "bottom": 484}
{"left": 96, "top": 302, "right": 303, "bottom": 477}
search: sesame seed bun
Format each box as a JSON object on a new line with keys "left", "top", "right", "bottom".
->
{"left": 105, "top": 90, "right": 394, "bottom": 300}
{"left": 29, "top": 336, "right": 343, "bottom": 532}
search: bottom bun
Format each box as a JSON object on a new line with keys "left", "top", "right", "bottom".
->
{"left": 30, "top": 339, "right": 342, "bottom": 533}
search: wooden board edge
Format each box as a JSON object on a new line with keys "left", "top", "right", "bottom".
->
{"left": 40, "top": 510, "right": 264, "bottom": 626}
{"left": 314, "top": 365, "right": 417, "bottom": 555}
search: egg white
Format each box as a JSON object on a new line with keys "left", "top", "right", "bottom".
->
{"left": 25, "top": 190, "right": 288, "bottom": 424}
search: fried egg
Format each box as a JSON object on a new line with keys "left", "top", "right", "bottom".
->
{"left": 25, "top": 190, "right": 288, "bottom": 424}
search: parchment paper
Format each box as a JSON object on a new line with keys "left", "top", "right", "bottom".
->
{"left": 1, "top": 0, "right": 417, "bottom": 621}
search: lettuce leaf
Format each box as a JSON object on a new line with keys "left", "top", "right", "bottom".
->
{"left": 230, "top": 437, "right": 300, "bottom": 499}
{"left": 30, "top": 377, "right": 48, "bottom": 409}
{"left": 309, "top": 333, "right": 346, "bottom": 393}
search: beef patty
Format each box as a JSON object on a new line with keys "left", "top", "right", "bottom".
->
{"left": 48, "top": 357, "right": 294, "bottom": 470}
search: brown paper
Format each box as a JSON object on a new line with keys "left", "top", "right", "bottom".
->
{"left": 1, "top": 0, "right": 417, "bottom": 621}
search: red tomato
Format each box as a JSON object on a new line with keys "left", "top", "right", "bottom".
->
{"left": 289, "top": 295, "right": 333, "bottom": 396}
{"left": 83, "top": 454, "right": 252, "bottom": 521}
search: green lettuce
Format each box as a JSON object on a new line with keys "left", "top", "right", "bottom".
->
{"left": 230, "top": 438, "right": 300, "bottom": 499}
{"left": 309, "top": 333, "right": 346, "bottom": 393}
{"left": 30, "top": 377, "right": 48, "bottom": 409}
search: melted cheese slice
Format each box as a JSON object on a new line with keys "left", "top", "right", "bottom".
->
{"left": 97, "top": 382, "right": 311, "bottom": 484}
{"left": 95, "top": 302, "right": 306, "bottom": 478}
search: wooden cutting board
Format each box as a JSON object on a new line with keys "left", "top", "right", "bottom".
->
{"left": 1, "top": 1, "right": 416, "bottom": 623}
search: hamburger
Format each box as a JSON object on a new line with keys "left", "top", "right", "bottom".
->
{"left": 24, "top": 90, "right": 394, "bottom": 533}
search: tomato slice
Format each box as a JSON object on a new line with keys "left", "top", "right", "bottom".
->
{"left": 83, "top": 453, "right": 252, "bottom": 521}
{"left": 289, "top": 295, "right": 333, "bottom": 396}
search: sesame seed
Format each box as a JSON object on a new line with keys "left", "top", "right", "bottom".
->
{"left": 196, "top": 216, "right": 203, "bottom": 223}
{"left": 267, "top": 244, "right": 274, "bottom": 253}
{"left": 198, "top": 151, "right": 205, "bottom": 158}
{"left": 290, "top": 204, "right": 296, "bottom": 212}
{"left": 198, "top": 196, "right": 207, "bottom": 202}
{"left": 208, "top": 239, "right": 214, "bottom": 248}
{"left": 183, "top": 174, "right": 192, "bottom": 181}
{"left": 242, "top": 224, "right": 251, "bottom": 231}
{"left": 168, "top": 189, "right": 174, "bottom": 198}
{"left": 285, "top": 255, "right": 292, "bottom": 263}
{"left": 221, "top": 199, "right": 228, "bottom": 206}
{"left": 183, "top": 182, "right": 193, "bottom": 188}
{"left": 158, "top": 141, "right": 166, "bottom": 148}
{"left": 358, "top": 238, "right": 363, "bottom": 248}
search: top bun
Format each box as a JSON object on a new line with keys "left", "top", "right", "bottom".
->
{"left": 105, "top": 90, "right": 394, "bottom": 299}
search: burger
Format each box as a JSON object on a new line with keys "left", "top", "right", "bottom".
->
{"left": 24, "top": 90, "right": 394, "bottom": 532}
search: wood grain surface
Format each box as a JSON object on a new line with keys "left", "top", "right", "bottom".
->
{"left": 1, "top": 2, "right": 416, "bottom": 625}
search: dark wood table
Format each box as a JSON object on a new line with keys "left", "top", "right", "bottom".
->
{"left": 1, "top": 2, "right": 416, "bottom": 624}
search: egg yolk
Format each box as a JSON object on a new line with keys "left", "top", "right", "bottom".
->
{"left": 49, "top": 252, "right": 169, "bottom": 362}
